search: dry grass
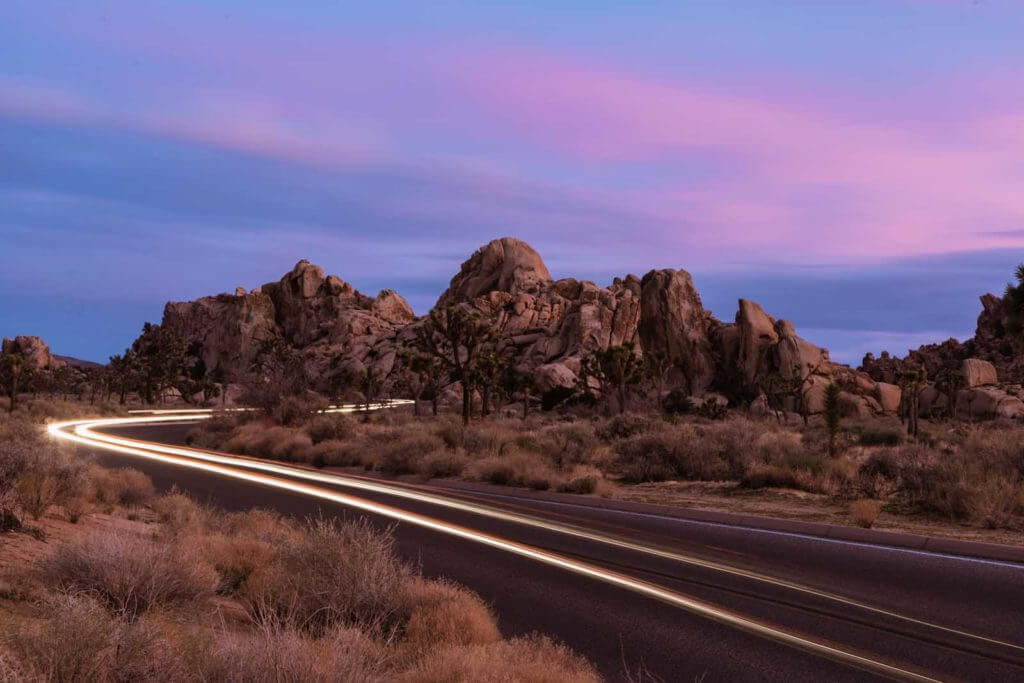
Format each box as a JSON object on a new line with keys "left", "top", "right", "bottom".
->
{"left": 42, "top": 529, "right": 218, "bottom": 618}
{"left": 241, "top": 517, "right": 413, "bottom": 635}
{"left": 399, "top": 633, "right": 601, "bottom": 683}
{"left": 199, "top": 626, "right": 384, "bottom": 683}
{"left": 849, "top": 499, "right": 883, "bottom": 528}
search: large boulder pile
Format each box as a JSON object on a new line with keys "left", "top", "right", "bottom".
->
{"left": 1, "top": 336, "right": 65, "bottom": 370}
{"left": 141, "top": 237, "right": 901, "bottom": 414}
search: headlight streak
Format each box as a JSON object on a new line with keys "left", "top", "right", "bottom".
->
{"left": 59, "top": 415, "right": 1024, "bottom": 663}
{"left": 49, "top": 414, "right": 945, "bottom": 682}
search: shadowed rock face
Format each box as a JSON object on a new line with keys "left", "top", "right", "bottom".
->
{"left": 638, "top": 269, "right": 715, "bottom": 395}
{"left": 141, "top": 237, "right": 900, "bottom": 414}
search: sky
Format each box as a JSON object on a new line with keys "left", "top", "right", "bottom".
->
{"left": 2, "top": 1, "right": 1024, "bottom": 364}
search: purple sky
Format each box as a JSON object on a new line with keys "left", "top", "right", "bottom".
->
{"left": 3, "top": 1, "right": 1024, "bottom": 363}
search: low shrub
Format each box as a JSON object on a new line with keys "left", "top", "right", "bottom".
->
{"left": 857, "top": 427, "right": 904, "bottom": 447}
{"left": 399, "top": 578, "right": 501, "bottom": 661}
{"left": 305, "top": 414, "right": 355, "bottom": 444}
{"left": 400, "top": 633, "right": 599, "bottom": 683}
{"left": 43, "top": 529, "right": 218, "bottom": 618}
{"left": 242, "top": 517, "right": 412, "bottom": 634}
{"left": 89, "top": 466, "right": 154, "bottom": 508}
{"left": 849, "top": 499, "right": 882, "bottom": 528}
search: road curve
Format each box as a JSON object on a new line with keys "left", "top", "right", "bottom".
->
{"left": 49, "top": 412, "right": 1024, "bottom": 682}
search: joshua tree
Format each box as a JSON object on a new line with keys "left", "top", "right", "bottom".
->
{"left": 108, "top": 350, "right": 137, "bottom": 405}
{"left": 1, "top": 354, "right": 24, "bottom": 413}
{"left": 504, "top": 368, "right": 538, "bottom": 419}
{"left": 934, "top": 365, "right": 965, "bottom": 420}
{"left": 471, "top": 348, "right": 507, "bottom": 418}
{"left": 401, "top": 351, "right": 445, "bottom": 417}
{"left": 643, "top": 349, "right": 671, "bottom": 410}
{"left": 416, "top": 306, "right": 494, "bottom": 426}
{"left": 823, "top": 382, "right": 842, "bottom": 457}
{"left": 1002, "top": 263, "right": 1024, "bottom": 334}
{"left": 900, "top": 368, "right": 927, "bottom": 436}
{"left": 579, "top": 343, "right": 644, "bottom": 416}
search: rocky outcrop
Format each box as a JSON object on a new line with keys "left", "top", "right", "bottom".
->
{"left": 142, "top": 237, "right": 894, "bottom": 410}
{"left": 436, "top": 237, "right": 552, "bottom": 308}
{"left": 961, "top": 358, "right": 998, "bottom": 388}
{"left": 1, "top": 336, "right": 65, "bottom": 370}
{"left": 638, "top": 269, "right": 715, "bottom": 394}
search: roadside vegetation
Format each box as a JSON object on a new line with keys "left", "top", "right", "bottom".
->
{"left": 0, "top": 406, "right": 599, "bottom": 682}
{"left": 188, "top": 405, "right": 1024, "bottom": 534}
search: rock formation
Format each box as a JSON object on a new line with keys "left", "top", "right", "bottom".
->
{"left": 1, "top": 336, "right": 65, "bottom": 370}
{"left": 138, "top": 237, "right": 905, "bottom": 416}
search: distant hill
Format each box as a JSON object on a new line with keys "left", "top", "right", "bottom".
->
{"left": 53, "top": 354, "right": 104, "bottom": 370}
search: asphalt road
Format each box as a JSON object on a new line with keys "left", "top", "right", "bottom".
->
{"left": 73, "top": 421, "right": 1024, "bottom": 682}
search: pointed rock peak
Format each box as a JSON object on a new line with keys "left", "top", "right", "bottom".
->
{"left": 282, "top": 259, "right": 326, "bottom": 298}
{"left": 436, "top": 237, "right": 553, "bottom": 307}
{"left": 373, "top": 289, "right": 415, "bottom": 324}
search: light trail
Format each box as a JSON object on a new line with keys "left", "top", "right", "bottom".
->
{"left": 58, "top": 415, "right": 1024, "bottom": 663}
{"left": 47, "top": 413, "right": 946, "bottom": 682}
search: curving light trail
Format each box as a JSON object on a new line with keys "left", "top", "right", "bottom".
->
{"left": 49, "top": 411, "right": 947, "bottom": 682}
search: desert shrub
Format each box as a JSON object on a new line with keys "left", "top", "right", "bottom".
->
{"left": 539, "top": 423, "right": 600, "bottom": 469}
{"left": 614, "top": 432, "right": 678, "bottom": 483}
{"left": 152, "top": 491, "right": 210, "bottom": 534}
{"left": 857, "top": 427, "right": 904, "bottom": 447}
{"left": 198, "top": 626, "right": 382, "bottom": 683}
{"left": 13, "top": 443, "right": 87, "bottom": 520}
{"left": 399, "top": 578, "right": 501, "bottom": 661}
{"left": 43, "top": 529, "right": 218, "bottom": 618}
{"left": 418, "top": 449, "right": 469, "bottom": 478}
{"left": 89, "top": 466, "right": 154, "bottom": 507}
{"left": 463, "top": 424, "right": 514, "bottom": 457}
{"left": 595, "top": 413, "right": 650, "bottom": 441}
{"left": 185, "top": 414, "right": 237, "bottom": 449}
{"left": 270, "top": 431, "right": 314, "bottom": 462}
{"left": 557, "top": 475, "right": 600, "bottom": 495}
{"left": 8, "top": 592, "right": 187, "bottom": 683}
{"left": 662, "top": 389, "right": 691, "bottom": 415}
{"left": 242, "top": 517, "right": 412, "bottom": 635}
{"left": 272, "top": 395, "right": 326, "bottom": 427}
{"left": 400, "top": 633, "right": 599, "bottom": 683}
{"left": 469, "top": 451, "right": 558, "bottom": 490}
{"left": 305, "top": 414, "right": 355, "bottom": 444}
{"left": 369, "top": 432, "right": 446, "bottom": 475}
{"left": 435, "top": 419, "right": 465, "bottom": 450}
{"left": 849, "top": 499, "right": 883, "bottom": 528}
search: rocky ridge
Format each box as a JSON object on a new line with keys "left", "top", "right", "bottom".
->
{"left": 146, "top": 237, "right": 915, "bottom": 418}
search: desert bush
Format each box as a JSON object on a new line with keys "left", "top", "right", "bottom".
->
{"left": 152, "top": 490, "right": 211, "bottom": 534}
{"left": 13, "top": 443, "right": 87, "bottom": 520}
{"left": 1, "top": 439, "right": 31, "bottom": 530}
{"left": 400, "top": 633, "right": 599, "bottom": 683}
{"left": 198, "top": 626, "right": 383, "bottom": 683}
{"left": 557, "top": 475, "right": 600, "bottom": 495}
{"left": 539, "top": 422, "right": 601, "bottom": 469}
{"left": 468, "top": 450, "right": 559, "bottom": 490}
{"left": 857, "top": 427, "right": 904, "bottom": 447}
{"left": 435, "top": 419, "right": 465, "bottom": 450}
{"left": 242, "top": 517, "right": 412, "bottom": 634}
{"left": 849, "top": 499, "right": 883, "bottom": 528}
{"left": 399, "top": 578, "right": 501, "bottom": 661}
{"left": 305, "top": 414, "right": 355, "bottom": 444}
{"left": 43, "top": 529, "right": 218, "bottom": 618}
{"left": 186, "top": 414, "right": 238, "bottom": 449}
{"left": 8, "top": 591, "right": 186, "bottom": 683}
{"left": 418, "top": 449, "right": 469, "bottom": 478}
{"left": 373, "top": 433, "right": 445, "bottom": 475}
{"left": 272, "top": 395, "right": 326, "bottom": 427}
{"left": 89, "top": 466, "right": 154, "bottom": 507}
{"left": 595, "top": 413, "right": 651, "bottom": 441}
